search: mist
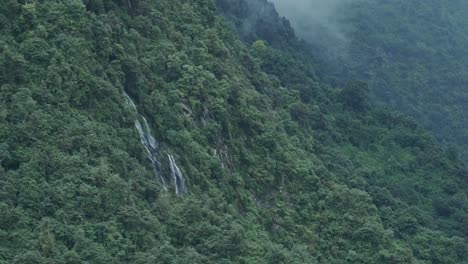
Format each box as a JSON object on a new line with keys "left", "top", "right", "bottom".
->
{"left": 269, "top": 0, "right": 356, "bottom": 57}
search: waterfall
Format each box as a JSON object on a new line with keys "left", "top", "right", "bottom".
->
{"left": 123, "top": 92, "right": 167, "bottom": 191}
{"left": 168, "top": 154, "right": 187, "bottom": 195}
{"left": 123, "top": 92, "right": 187, "bottom": 195}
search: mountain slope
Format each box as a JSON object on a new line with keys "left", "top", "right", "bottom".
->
{"left": 344, "top": 0, "right": 468, "bottom": 162}
{"left": 0, "top": 0, "right": 466, "bottom": 263}
{"left": 267, "top": 0, "right": 468, "bottom": 162}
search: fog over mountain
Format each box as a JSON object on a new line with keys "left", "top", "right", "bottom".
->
{"left": 269, "top": 0, "right": 468, "bottom": 162}
{"left": 0, "top": 0, "right": 467, "bottom": 263}
{"left": 268, "top": 0, "right": 356, "bottom": 55}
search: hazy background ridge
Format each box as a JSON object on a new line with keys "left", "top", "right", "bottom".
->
{"left": 268, "top": 0, "right": 356, "bottom": 56}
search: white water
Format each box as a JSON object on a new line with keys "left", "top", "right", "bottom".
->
{"left": 168, "top": 154, "right": 187, "bottom": 195}
{"left": 123, "top": 92, "right": 187, "bottom": 194}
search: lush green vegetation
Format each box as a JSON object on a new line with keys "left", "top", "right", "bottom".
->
{"left": 299, "top": 0, "right": 468, "bottom": 162}
{"left": 0, "top": 0, "right": 466, "bottom": 263}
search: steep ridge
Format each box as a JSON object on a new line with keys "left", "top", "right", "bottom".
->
{"left": 0, "top": 0, "right": 466, "bottom": 263}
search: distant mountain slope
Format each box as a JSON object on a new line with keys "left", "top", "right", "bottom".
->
{"left": 344, "top": 0, "right": 468, "bottom": 162}
{"left": 266, "top": 0, "right": 468, "bottom": 162}
{"left": 0, "top": 0, "right": 466, "bottom": 263}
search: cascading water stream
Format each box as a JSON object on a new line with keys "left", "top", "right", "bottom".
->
{"left": 123, "top": 91, "right": 187, "bottom": 194}
{"left": 123, "top": 92, "right": 167, "bottom": 191}
{"left": 123, "top": 92, "right": 187, "bottom": 194}
{"left": 168, "top": 154, "right": 187, "bottom": 195}
{"left": 135, "top": 116, "right": 168, "bottom": 191}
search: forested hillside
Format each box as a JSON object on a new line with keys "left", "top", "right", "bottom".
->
{"left": 345, "top": 0, "right": 468, "bottom": 162}
{"left": 268, "top": 0, "right": 468, "bottom": 161}
{"left": 0, "top": 0, "right": 467, "bottom": 263}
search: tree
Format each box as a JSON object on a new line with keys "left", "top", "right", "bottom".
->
{"left": 339, "top": 81, "right": 370, "bottom": 112}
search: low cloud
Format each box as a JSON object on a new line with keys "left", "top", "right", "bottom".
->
{"left": 269, "top": 0, "right": 356, "bottom": 55}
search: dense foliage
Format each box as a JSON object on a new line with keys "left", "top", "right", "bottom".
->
{"left": 0, "top": 0, "right": 466, "bottom": 263}
{"left": 296, "top": 0, "right": 468, "bottom": 162}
